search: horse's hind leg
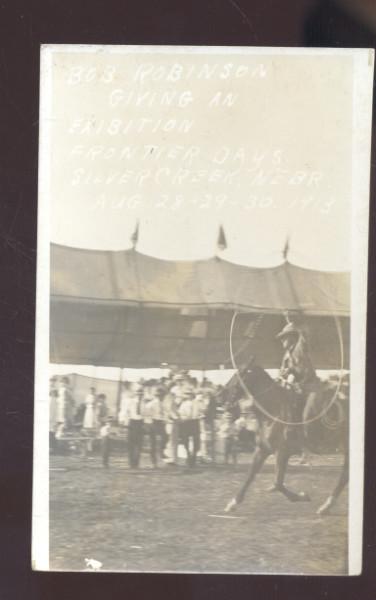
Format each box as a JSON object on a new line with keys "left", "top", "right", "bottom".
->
{"left": 270, "top": 444, "right": 311, "bottom": 502}
{"left": 317, "top": 448, "right": 348, "bottom": 515}
{"left": 224, "top": 444, "right": 270, "bottom": 512}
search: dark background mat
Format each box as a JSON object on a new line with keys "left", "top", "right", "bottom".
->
{"left": 0, "top": 1, "right": 375, "bottom": 598}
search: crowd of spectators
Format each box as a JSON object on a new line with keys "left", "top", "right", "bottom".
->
{"left": 50, "top": 368, "right": 349, "bottom": 468}
{"left": 49, "top": 368, "right": 260, "bottom": 467}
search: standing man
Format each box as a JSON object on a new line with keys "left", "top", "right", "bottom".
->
{"left": 118, "top": 380, "right": 133, "bottom": 425}
{"left": 164, "top": 375, "right": 184, "bottom": 465}
{"left": 126, "top": 383, "right": 145, "bottom": 468}
{"left": 143, "top": 386, "right": 168, "bottom": 467}
{"left": 178, "top": 388, "right": 202, "bottom": 467}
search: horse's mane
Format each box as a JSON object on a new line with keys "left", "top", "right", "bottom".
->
{"left": 239, "top": 365, "right": 295, "bottom": 422}
{"left": 241, "top": 365, "right": 279, "bottom": 396}
{"left": 228, "top": 363, "right": 298, "bottom": 409}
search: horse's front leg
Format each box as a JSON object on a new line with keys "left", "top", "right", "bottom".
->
{"left": 317, "top": 447, "right": 348, "bottom": 515}
{"left": 224, "top": 444, "right": 271, "bottom": 512}
{"left": 270, "top": 442, "right": 311, "bottom": 502}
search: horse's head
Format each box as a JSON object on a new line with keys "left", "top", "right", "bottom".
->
{"left": 225, "top": 357, "right": 254, "bottom": 400}
{"left": 238, "top": 355, "right": 256, "bottom": 378}
{"left": 236, "top": 358, "right": 275, "bottom": 398}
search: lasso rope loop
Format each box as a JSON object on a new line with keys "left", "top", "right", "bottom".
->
{"left": 320, "top": 398, "right": 345, "bottom": 430}
{"left": 229, "top": 310, "right": 345, "bottom": 427}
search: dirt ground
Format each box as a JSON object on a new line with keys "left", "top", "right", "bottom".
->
{"left": 49, "top": 452, "right": 348, "bottom": 574}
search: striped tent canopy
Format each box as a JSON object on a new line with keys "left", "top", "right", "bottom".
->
{"left": 50, "top": 243, "right": 350, "bottom": 370}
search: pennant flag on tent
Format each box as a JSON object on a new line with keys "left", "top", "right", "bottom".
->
{"left": 131, "top": 221, "right": 139, "bottom": 248}
{"left": 282, "top": 235, "right": 290, "bottom": 261}
{"left": 217, "top": 225, "right": 227, "bottom": 252}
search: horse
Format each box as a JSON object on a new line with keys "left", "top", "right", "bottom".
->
{"left": 224, "top": 364, "right": 349, "bottom": 516}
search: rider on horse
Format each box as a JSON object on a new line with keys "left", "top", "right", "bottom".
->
{"left": 224, "top": 317, "right": 348, "bottom": 515}
{"left": 276, "top": 320, "right": 321, "bottom": 440}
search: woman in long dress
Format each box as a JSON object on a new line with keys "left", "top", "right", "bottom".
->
{"left": 56, "top": 376, "right": 72, "bottom": 426}
{"left": 83, "top": 387, "right": 98, "bottom": 430}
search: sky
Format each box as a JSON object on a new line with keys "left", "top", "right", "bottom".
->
{"left": 45, "top": 47, "right": 354, "bottom": 381}
{"left": 49, "top": 47, "right": 353, "bottom": 270}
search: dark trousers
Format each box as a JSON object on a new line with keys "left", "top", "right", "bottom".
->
{"left": 180, "top": 419, "right": 200, "bottom": 467}
{"left": 128, "top": 420, "right": 144, "bottom": 468}
{"left": 144, "top": 420, "right": 168, "bottom": 466}
{"left": 224, "top": 436, "right": 237, "bottom": 465}
{"left": 205, "top": 419, "right": 217, "bottom": 463}
{"left": 101, "top": 437, "right": 111, "bottom": 468}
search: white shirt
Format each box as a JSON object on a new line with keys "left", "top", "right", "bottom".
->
{"left": 178, "top": 397, "right": 202, "bottom": 420}
{"left": 125, "top": 395, "right": 144, "bottom": 421}
{"left": 118, "top": 389, "right": 133, "bottom": 424}
{"left": 170, "top": 384, "right": 185, "bottom": 405}
{"left": 163, "top": 393, "right": 179, "bottom": 421}
{"left": 100, "top": 424, "right": 111, "bottom": 438}
{"left": 143, "top": 397, "right": 165, "bottom": 422}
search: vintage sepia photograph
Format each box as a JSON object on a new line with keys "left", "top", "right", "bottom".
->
{"left": 32, "top": 45, "right": 373, "bottom": 575}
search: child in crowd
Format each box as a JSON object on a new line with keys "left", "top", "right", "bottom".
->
{"left": 100, "top": 418, "right": 113, "bottom": 468}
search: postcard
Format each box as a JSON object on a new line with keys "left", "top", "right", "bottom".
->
{"left": 33, "top": 45, "right": 374, "bottom": 574}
